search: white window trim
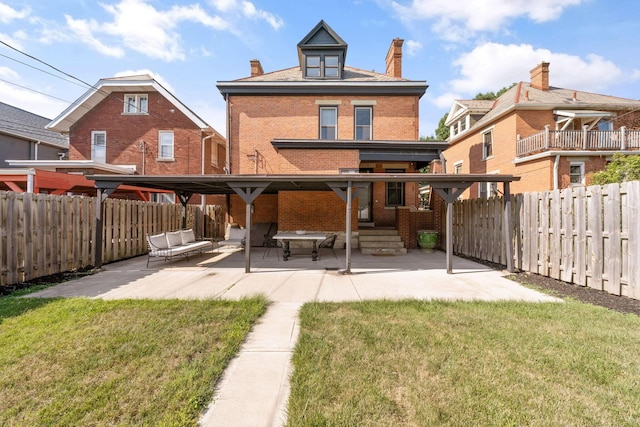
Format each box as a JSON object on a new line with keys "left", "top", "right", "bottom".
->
{"left": 91, "top": 130, "right": 106, "bottom": 163}
{"left": 319, "top": 106, "right": 338, "bottom": 140}
{"left": 482, "top": 127, "right": 494, "bottom": 160}
{"left": 123, "top": 94, "right": 149, "bottom": 114}
{"left": 158, "top": 130, "right": 175, "bottom": 160}
{"left": 453, "top": 161, "right": 463, "bottom": 174}
{"left": 569, "top": 162, "right": 585, "bottom": 185}
{"left": 354, "top": 106, "right": 372, "bottom": 140}
{"left": 479, "top": 170, "right": 500, "bottom": 198}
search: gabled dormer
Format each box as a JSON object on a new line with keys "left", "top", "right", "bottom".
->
{"left": 297, "top": 20, "right": 347, "bottom": 80}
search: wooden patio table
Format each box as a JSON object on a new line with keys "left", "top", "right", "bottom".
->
{"left": 273, "top": 232, "right": 327, "bottom": 261}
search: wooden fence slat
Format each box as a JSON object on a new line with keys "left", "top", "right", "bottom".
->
{"left": 560, "top": 188, "right": 574, "bottom": 283}
{"left": 588, "top": 186, "right": 604, "bottom": 290}
{"left": 550, "top": 189, "right": 561, "bottom": 279}
{"left": 604, "top": 183, "right": 621, "bottom": 295}
{"left": 6, "top": 192, "right": 18, "bottom": 285}
{"left": 627, "top": 181, "right": 640, "bottom": 299}
{"left": 0, "top": 192, "right": 5, "bottom": 286}
{"left": 574, "top": 186, "right": 587, "bottom": 287}
{"left": 540, "top": 191, "right": 550, "bottom": 276}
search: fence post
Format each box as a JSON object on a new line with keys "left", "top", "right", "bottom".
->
{"left": 621, "top": 126, "right": 626, "bottom": 150}
{"left": 503, "top": 182, "right": 515, "bottom": 273}
{"left": 582, "top": 125, "right": 588, "bottom": 150}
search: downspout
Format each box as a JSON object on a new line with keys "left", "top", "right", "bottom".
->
{"left": 225, "top": 94, "right": 231, "bottom": 174}
{"left": 34, "top": 140, "right": 41, "bottom": 160}
{"left": 553, "top": 154, "right": 560, "bottom": 190}
{"left": 201, "top": 133, "right": 215, "bottom": 237}
{"left": 439, "top": 151, "right": 447, "bottom": 173}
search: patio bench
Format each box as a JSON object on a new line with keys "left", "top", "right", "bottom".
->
{"left": 146, "top": 229, "right": 213, "bottom": 267}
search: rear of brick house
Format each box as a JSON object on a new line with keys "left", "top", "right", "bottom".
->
{"left": 216, "top": 20, "right": 444, "bottom": 246}
{"left": 47, "top": 75, "right": 226, "bottom": 203}
{"left": 444, "top": 62, "right": 640, "bottom": 198}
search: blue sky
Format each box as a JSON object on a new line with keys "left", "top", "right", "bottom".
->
{"left": 1, "top": 0, "right": 639, "bottom": 138}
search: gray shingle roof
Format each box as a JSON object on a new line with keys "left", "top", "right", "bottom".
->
{"left": 236, "top": 65, "right": 411, "bottom": 83}
{"left": 0, "top": 102, "right": 69, "bottom": 148}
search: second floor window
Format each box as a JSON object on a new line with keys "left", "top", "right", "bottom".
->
{"left": 320, "top": 107, "right": 337, "bottom": 139}
{"left": 454, "top": 162, "right": 463, "bottom": 174}
{"left": 124, "top": 94, "right": 148, "bottom": 114}
{"left": 91, "top": 131, "right": 106, "bottom": 162}
{"left": 355, "top": 107, "right": 372, "bottom": 140}
{"left": 482, "top": 130, "right": 493, "bottom": 159}
{"left": 158, "top": 131, "right": 174, "bottom": 159}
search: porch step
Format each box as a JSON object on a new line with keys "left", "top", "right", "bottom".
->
{"left": 358, "top": 228, "right": 407, "bottom": 256}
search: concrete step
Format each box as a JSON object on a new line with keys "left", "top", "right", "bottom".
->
{"left": 359, "top": 240, "right": 405, "bottom": 249}
{"left": 359, "top": 229, "right": 399, "bottom": 236}
{"left": 358, "top": 235, "right": 402, "bottom": 242}
{"left": 361, "top": 247, "right": 408, "bottom": 255}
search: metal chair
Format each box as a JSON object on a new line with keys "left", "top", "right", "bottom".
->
{"left": 263, "top": 233, "right": 280, "bottom": 260}
{"left": 318, "top": 234, "right": 337, "bottom": 259}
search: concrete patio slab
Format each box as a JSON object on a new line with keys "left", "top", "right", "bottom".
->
{"left": 26, "top": 248, "right": 561, "bottom": 427}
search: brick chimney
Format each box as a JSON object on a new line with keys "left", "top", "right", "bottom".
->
{"left": 250, "top": 59, "right": 264, "bottom": 77}
{"left": 385, "top": 38, "right": 404, "bottom": 78}
{"left": 530, "top": 62, "right": 550, "bottom": 91}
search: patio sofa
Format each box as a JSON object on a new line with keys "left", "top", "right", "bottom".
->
{"left": 146, "top": 229, "right": 213, "bottom": 267}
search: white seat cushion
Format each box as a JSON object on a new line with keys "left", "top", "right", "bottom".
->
{"left": 166, "top": 231, "right": 183, "bottom": 247}
{"left": 228, "top": 228, "right": 246, "bottom": 240}
{"left": 181, "top": 229, "right": 196, "bottom": 244}
{"left": 148, "top": 233, "right": 169, "bottom": 249}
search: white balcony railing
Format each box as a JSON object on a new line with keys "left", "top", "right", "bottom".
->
{"left": 516, "top": 125, "right": 640, "bottom": 157}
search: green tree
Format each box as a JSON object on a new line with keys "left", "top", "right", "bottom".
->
{"left": 591, "top": 154, "right": 640, "bottom": 185}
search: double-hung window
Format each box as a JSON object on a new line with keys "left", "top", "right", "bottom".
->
{"left": 305, "top": 54, "right": 341, "bottom": 78}
{"left": 124, "top": 94, "right": 148, "bottom": 114}
{"left": 482, "top": 130, "right": 493, "bottom": 159}
{"left": 479, "top": 182, "right": 498, "bottom": 199}
{"left": 306, "top": 56, "right": 321, "bottom": 77}
{"left": 320, "top": 107, "right": 337, "bottom": 139}
{"left": 570, "top": 162, "right": 584, "bottom": 185}
{"left": 91, "top": 131, "right": 106, "bottom": 162}
{"left": 385, "top": 169, "right": 405, "bottom": 206}
{"left": 355, "top": 107, "right": 372, "bottom": 140}
{"left": 158, "top": 131, "right": 174, "bottom": 159}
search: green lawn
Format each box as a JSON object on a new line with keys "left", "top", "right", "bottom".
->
{"left": 288, "top": 299, "right": 640, "bottom": 426}
{"left": 0, "top": 295, "right": 267, "bottom": 426}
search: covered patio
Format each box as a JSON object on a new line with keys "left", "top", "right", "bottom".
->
{"left": 88, "top": 173, "right": 520, "bottom": 274}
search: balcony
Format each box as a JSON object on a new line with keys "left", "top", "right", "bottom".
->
{"left": 516, "top": 125, "right": 640, "bottom": 157}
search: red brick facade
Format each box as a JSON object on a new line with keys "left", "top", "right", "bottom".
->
{"left": 69, "top": 91, "right": 224, "bottom": 176}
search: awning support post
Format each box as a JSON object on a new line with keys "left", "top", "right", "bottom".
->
{"left": 503, "top": 181, "right": 515, "bottom": 273}
{"left": 328, "top": 181, "right": 368, "bottom": 275}
{"left": 228, "top": 182, "right": 270, "bottom": 273}
{"left": 94, "top": 183, "right": 120, "bottom": 269}
{"left": 433, "top": 185, "right": 469, "bottom": 274}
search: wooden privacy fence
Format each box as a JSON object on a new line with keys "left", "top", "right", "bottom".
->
{"left": 453, "top": 181, "right": 640, "bottom": 300}
{"left": 0, "top": 191, "right": 226, "bottom": 287}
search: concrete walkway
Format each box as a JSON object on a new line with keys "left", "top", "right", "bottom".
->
{"left": 29, "top": 248, "right": 561, "bottom": 427}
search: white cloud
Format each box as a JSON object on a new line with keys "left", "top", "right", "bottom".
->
{"left": 405, "top": 39, "right": 423, "bottom": 56}
{"left": 64, "top": 15, "right": 125, "bottom": 57}
{"left": 114, "top": 69, "right": 175, "bottom": 92}
{"left": 210, "top": 0, "right": 283, "bottom": 29}
{"left": 0, "top": 70, "right": 69, "bottom": 119}
{"left": 449, "top": 42, "right": 622, "bottom": 96}
{"left": 0, "top": 32, "right": 24, "bottom": 50}
{"left": 0, "top": 2, "right": 30, "bottom": 24}
{"left": 392, "top": 0, "right": 584, "bottom": 41}
{"left": 430, "top": 91, "right": 461, "bottom": 109}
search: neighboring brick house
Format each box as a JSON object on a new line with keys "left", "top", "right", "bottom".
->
{"left": 444, "top": 62, "right": 640, "bottom": 198}
{"left": 46, "top": 75, "right": 226, "bottom": 202}
{"left": 216, "top": 20, "right": 444, "bottom": 240}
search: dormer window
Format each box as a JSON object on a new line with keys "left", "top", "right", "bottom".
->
{"left": 298, "top": 20, "right": 348, "bottom": 80}
{"left": 304, "top": 53, "right": 342, "bottom": 79}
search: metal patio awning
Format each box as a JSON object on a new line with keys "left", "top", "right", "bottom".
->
{"left": 87, "top": 173, "right": 520, "bottom": 275}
